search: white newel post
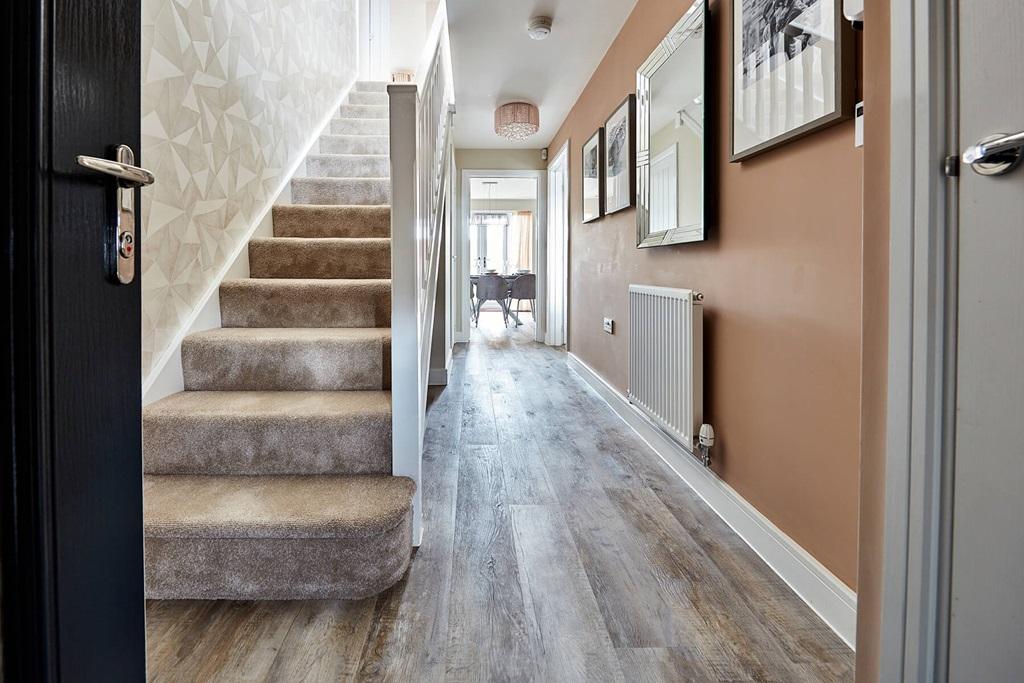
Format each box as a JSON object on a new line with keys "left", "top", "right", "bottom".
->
{"left": 388, "top": 83, "right": 423, "bottom": 545}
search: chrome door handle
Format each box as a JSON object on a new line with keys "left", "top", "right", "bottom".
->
{"left": 77, "top": 150, "right": 155, "bottom": 188}
{"left": 76, "top": 144, "right": 153, "bottom": 284}
{"left": 961, "top": 131, "right": 1024, "bottom": 176}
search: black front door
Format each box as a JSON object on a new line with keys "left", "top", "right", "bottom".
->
{"left": 4, "top": 0, "right": 146, "bottom": 680}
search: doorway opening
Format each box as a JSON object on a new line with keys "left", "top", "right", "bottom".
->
{"left": 458, "top": 170, "right": 546, "bottom": 342}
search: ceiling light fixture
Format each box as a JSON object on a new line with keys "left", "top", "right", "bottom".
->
{"left": 527, "top": 16, "right": 553, "bottom": 40}
{"left": 494, "top": 102, "right": 540, "bottom": 141}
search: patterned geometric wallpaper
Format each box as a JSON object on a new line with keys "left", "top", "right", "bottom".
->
{"left": 141, "top": 0, "right": 357, "bottom": 380}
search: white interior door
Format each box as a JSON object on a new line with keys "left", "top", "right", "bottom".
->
{"left": 948, "top": 2, "right": 1024, "bottom": 679}
{"left": 650, "top": 144, "right": 678, "bottom": 233}
{"left": 359, "top": 0, "right": 390, "bottom": 81}
{"left": 546, "top": 144, "right": 569, "bottom": 347}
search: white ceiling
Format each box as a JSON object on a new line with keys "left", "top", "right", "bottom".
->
{"left": 447, "top": 0, "right": 639, "bottom": 149}
{"left": 650, "top": 34, "right": 704, "bottom": 132}
{"left": 470, "top": 177, "right": 539, "bottom": 200}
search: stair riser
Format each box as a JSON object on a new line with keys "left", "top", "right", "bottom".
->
{"left": 144, "top": 413, "right": 391, "bottom": 475}
{"left": 319, "top": 135, "right": 389, "bottom": 155}
{"left": 220, "top": 280, "right": 391, "bottom": 328}
{"left": 331, "top": 118, "right": 389, "bottom": 136}
{"left": 292, "top": 178, "right": 390, "bottom": 206}
{"left": 306, "top": 154, "right": 389, "bottom": 178}
{"left": 354, "top": 81, "right": 388, "bottom": 93}
{"left": 348, "top": 91, "right": 388, "bottom": 106}
{"left": 272, "top": 205, "right": 390, "bottom": 239}
{"left": 249, "top": 239, "right": 391, "bottom": 279}
{"left": 182, "top": 335, "right": 390, "bottom": 391}
{"left": 338, "top": 104, "right": 389, "bottom": 119}
{"left": 145, "top": 517, "right": 411, "bottom": 599}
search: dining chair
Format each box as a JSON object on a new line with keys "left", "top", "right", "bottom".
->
{"left": 474, "top": 274, "right": 511, "bottom": 327}
{"left": 507, "top": 273, "right": 536, "bottom": 326}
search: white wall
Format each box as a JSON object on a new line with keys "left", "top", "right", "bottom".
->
{"left": 140, "top": 0, "right": 359, "bottom": 383}
{"left": 389, "top": 0, "right": 438, "bottom": 76}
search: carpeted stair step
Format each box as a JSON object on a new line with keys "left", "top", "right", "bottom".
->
{"left": 338, "top": 104, "right": 389, "bottom": 119}
{"left": 354, "top": 81, "right": 388, "bottom": 93}
{"left": 143, "top": 474, "right": 415, "bottom": 599}
{"left": 291, "top": 177, "right": 390, "bottom": 205}
{"left": 272, "top": 205, "right": 390, "bottom": 239}
{"left": 331, "top": 118, "right": 389, "bottom": 136}
{"left": 220, "top": 278, "right": 391, "bottom": 328}
{"left": 348, "top": 91, "right": 388, "bottom": 106}
{"left": 143, "top": 390, "right": 392, "bottom": 475}
{"left": 306, "top": 153, "right": 389, "bottom": 178}
{"left": 181, "top": 327, "right": 391, "bottom": 391}
{"left": 249, "top": 237, "right": 390, "bottom": 279}
{"left": 319, "top": 134, "right": 389, "bottom": 155}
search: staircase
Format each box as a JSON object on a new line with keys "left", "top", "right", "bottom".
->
{"left": 142, "top": 81, "right": 415, "bottom": 600}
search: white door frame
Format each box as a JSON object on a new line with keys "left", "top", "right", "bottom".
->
{"left": 546, "top": 141, "right": 569, "bottom": 347}
{"left": 456, "top": 169, "right": 547, "bottom": 343}
{"left": 881, "top": 0, "right": 957, "bottom": 680}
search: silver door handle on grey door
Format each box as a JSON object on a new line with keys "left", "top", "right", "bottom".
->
{"left": 962, "top": 131, "right": 1024, "bottom": 176}
{"left": 76, "top": 144, "right": 154, "bottom": 284}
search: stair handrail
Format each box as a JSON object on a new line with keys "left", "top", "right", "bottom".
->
{"left": 389, "top": 1, "right": 454, "bottom": 544}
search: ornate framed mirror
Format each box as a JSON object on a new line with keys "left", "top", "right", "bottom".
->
{"left": 636, "top": 0, "right": 707, "bottom": 248}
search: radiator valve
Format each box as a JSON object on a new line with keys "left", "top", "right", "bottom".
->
{"left": 698, "top": 423, "right": 715, "bottom": 467}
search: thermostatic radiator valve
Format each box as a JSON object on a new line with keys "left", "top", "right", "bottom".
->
{"left": 698, "top": 423, "right": 715, "bottom": 467}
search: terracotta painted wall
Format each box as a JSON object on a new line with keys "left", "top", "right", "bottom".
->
{"left": 547, "top": 0, "right": 864, "bottom": 588}
{"left": 855, "top": 0, "right": 890, "bottom": 678}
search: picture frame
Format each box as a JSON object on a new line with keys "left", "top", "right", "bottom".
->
{"left": 582, "top": 128, "right": 604, "bottom": 223}
{"left": 729, "top": 0, "right": 854, "bottom": 162}
{"left": 603, "top": 94, "right": 636, "bottom": 215}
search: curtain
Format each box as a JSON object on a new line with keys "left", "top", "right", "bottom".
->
{"left": 512, "top": 211, "right": 533, "bottom": 271}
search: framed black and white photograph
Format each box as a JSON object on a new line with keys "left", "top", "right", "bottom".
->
{"left": 730, "top": 0, "right": 853, "bottom": 161}
{"left": 603, "top": 94, "right": 636, "bottom": 215}
{"left": 582, "top": 128, "right": 604, "bottom": 223}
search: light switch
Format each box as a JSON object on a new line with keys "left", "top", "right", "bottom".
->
{"left": 603, "top": 318, "right": 614, "bottom": 334}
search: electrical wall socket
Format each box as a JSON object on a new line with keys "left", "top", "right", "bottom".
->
{"left": 603, "top": 318, "right": 614, "bottom": 334}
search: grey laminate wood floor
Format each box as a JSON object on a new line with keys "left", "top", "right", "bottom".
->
{"left": 146, "top": 313, "right": 854, "bottom": 682}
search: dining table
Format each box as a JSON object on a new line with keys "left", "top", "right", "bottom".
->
{"left": 469, "top": 272, "right": 531, "bottom": 326}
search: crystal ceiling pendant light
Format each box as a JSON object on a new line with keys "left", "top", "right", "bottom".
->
{"left": 494, "top": 102, "right": 540, "bottom": 141}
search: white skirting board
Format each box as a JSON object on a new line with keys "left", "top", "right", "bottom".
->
{"left": 566, "top": 352, "right": 858, "bottom": 649}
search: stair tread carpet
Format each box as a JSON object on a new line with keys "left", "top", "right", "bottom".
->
{"left": 249, "top": 237, "right": 391, "bottom": 279}
{"left": 219, "top": 278, "right": 391, "bottom": 328}
{"left": 144, "top": 474, "right": 414, "bottom": 539}
{"left": 181, "top": 327, "right": 391, "bottom": 391}
{"left": 143, "top": 390, "right": 392, "bottom": 476}
{"left": 272, "top": 205, "right": 390, "bottom": 239}
{"left": 319, "top": 134, "right": 389, "bottom": 155}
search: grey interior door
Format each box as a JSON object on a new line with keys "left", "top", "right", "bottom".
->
{"left": 948, "top": 2, "right": 1024, "bottom": 679}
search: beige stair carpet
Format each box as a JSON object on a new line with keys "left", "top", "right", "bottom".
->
{"left": 143, "top": 81, "right": 411, "bottom": 600}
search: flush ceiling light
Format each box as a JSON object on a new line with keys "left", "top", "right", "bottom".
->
{"left": 494, "top": 102, "right": 540, "bottom": 141}
{"left": 527, "top": 16, "right": 553, "bottom": 40}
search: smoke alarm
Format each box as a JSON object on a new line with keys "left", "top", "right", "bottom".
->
{"left": 527, "top": 16, "right": 553, "bottom": 41}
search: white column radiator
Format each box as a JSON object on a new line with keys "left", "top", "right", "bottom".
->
{"left": 628, "top": 285, "right": 703, "bottom": 452}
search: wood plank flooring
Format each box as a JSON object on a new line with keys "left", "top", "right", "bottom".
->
{"left": 146, "top": 314, "right": 854, "bottom": 681}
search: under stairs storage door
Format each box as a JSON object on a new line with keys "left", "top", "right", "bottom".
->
{"left": 389, "top": 1, "right": 454, "bottom": 543}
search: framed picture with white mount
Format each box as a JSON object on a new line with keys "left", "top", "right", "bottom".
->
{"left": 582, "top": 128, "right": 604, "bottom": 223}
{"left": 729, "top": 0, "right": 855, "bottom": 161}
{"left": 603, "top": 94, "right": 636, "bottom": 215}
